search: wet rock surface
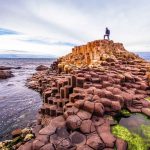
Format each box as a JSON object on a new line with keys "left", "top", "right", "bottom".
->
{"left": 36, "top": 65, "right": 49, "bottom": 71}
{"left": 0, "top": 70, "right": 14, "bottom": 79}
{"left": 8, "top": 40, "right": 150, "bottom": 150}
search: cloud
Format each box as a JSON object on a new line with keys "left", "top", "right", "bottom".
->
{"left": 0, "top": 28, "right": 19, "bottom": 35}
{"left": 23, "top": 38, "right": 76, "bottom": 47}
{"left": 0, "top": 0, "right": 150, "bottom": 56}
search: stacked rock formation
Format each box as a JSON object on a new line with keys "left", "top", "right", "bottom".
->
{"left": 20, "top": 40, "right": 150, "bottom": 150}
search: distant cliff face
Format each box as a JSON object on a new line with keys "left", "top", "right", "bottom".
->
{"left": 57, "top": 40, "right": 144, "bottom": 72}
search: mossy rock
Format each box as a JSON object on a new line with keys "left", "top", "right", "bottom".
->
{"left": 140, "top": 125, "right": 150, "bottom": 143}
{"left": 120, "top": 109, "right": 131, "bottom": 117}
{"left": 145, "top": 97, "right": 150, "bottom": 101}
{"left": 112, "top": 124, "right": 149, "bottom": 150}
{"left": 114, "top": 109, "right": 131, "bottom": 123}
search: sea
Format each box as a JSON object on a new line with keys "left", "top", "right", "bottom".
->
{"left": 0, "top": 52, "right": 149, "bottom": 141}
{"left": 0, "top": 58, "right": 55, "bottom": 141}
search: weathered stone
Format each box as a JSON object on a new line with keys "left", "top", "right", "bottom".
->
{"left": 111, "top": 101, "right": 121, "bottom": 111}
{"left": 94, "top": 102, "right": 104, "bottom": 116}
{"left": 36, "top": 134, "right": 49, "bottom": 144}
{"left": 116, "top": 138, "right": 128, "bottom": 150}
{"left": 32, "top": 140, "right": 45, "bottom": 150}
{"left": 142, "top": 108, "right": 150, "bottom": 117}
{"left": 36, "top": 65, "right": 48, "bottom": 71}
{"left": 76, "top": 145, "right": 93, "bottom": 150}
{"left": 77, "top": 109, "right": 92, "bottom": 120}
{"left": 40, "top": 143, "right": 55, "bottom": 150}
{"left": 39, "top": 125, "right": 56, "bottom": 135}
{"left": 76, "top": 77, "right": 85, "bottom": 88}
{"left": 83, "top": 101, "right": 95, "bottom": 113}
{"left": 0, "top": 70, "right": 14, "bottom": 79}
{"left": 11, "top": 129, "right": 22, "bottom": 137}
{"left": 74, "top": 100, "right": 85, "bottom": 109}
{"left": 80, "top": 119, "right": 96, "bottom": 133}
{"left": 66, "top": 115, "right": 82, "bottom": 130}
{"left": 97, "top": 122, "right": 116, "bottom": 147}
{"left": 56, "top": 126, "right": 69, "bottom": 138}
{"left": 17, "top": 140, "right": 33, "bottom": 150}
{"left": 86, "top": 134, "right": 105, "bottom": 150}
{"left": 100, "top": 98, "right": 112, "bottom": 107}
{"left": 70, "top": 131, "right": 86, "bottom": 146}
{"left": 55, "top": 138, "right": 73, "bottom": 150}
{"left": 51, "top": 116, "right": 66, "bottom": 128}
{"left": 92, "top": 116, "right": 105, "bottom": 126}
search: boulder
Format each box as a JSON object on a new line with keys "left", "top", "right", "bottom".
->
{"left": 40, "top": 143, "right": 55, "bottom": 150}
{"left": 0, "top": 66, "right": 12, "bottom": 70}
{"left": 94, "top": 102, "right": 104, "bottom": 116}
{"left": 66, "top": 115, "right": 82, "bottom": 130}
{"left": 32, "top": 140, "right": 45, "bottom": 150}
{"left": 55, "top": 138, "right": 74, "bottom": 150}
{"left": 76, "top": 145, "right": 93, "bottom": 150}
{"left": 83, "top": 101, "right": 95, "bottom": 113}
{"left": 97, "top": 122, "right": 116, "bottom": 148}
{"left": 92, "top": 116, "right": 105, "bottom": 127}
{"left": 142, "top": 108, "right": 150, "bottom": 117}
{"left": 17, "top": 140, "right": 33, "bottom": 150}
{"left": 77, "top": 110, "right": 92, "bottom": 120}
{"left": 0, "top": 70, "right": 13, "bottom": 79}
{"left": 39, "top": 125, "right": 56, "bottom": 135}
{"left": 36, "top": 65, "right": 49, "bottom": 71}
{"left": 36, "top": 134, "right": 49, "bottom": 144}
{"left": 116, "top": 138, "right": 128, "bottom": 150}
{"left": 70, "top": 131, "right": 86, "bottom": 146}
{"left": 80, "top": 120, "right": 96, "bottom": 133}
{"left": 11, "top": 129, "right": 22, "bottom": 137}
{"left": 86, "top": 134, "right": 105, "bottom": 150}
{"left": 111, "top": 101, "right": 121, "bottom": 111}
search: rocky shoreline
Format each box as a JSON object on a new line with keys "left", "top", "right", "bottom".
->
{"left": 1, "top": 39, "right": 150, "bottom": 150}
{"left": 0, "top": 66, "right": 22, "bottom": 79}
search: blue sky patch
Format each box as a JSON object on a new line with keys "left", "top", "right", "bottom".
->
{"left": 0, "top": 28, "right": 18, "bottom": 35}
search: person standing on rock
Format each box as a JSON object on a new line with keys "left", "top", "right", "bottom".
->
{"left": 104, "top": 27, "right": 110, "bottom": 40}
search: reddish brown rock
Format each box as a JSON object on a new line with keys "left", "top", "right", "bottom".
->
{"left": 83, "top": 101, "right": 95, "bottom": 113}
{"left": 70, "top": 131, "right": 86, "bottom": 146}
{"left": 66, "top": 115, "right": 82, "bottom": 130}
{"left": 142, "top": 108, "right": 150, "bottom": 117}
{"left": 80, "top": 119, "right": 96, "bottom": 133}
{"left": 94, "top": 102, "right": 104, "bottom": 116}
{"left": 40, "top": 143, "right": 55, "bottom": 150}
{"left": 76, "top": 145, "right": 93, "bottom": 150}
{"left": 39, "top": 125, "right": 56, "bottom": 135}
{"left": 97, "top": 122, "right": 116, "bottom": 148}
{"left": 32, "top": 140, "right": 45, "bottom": 150}
{"left": 116, "top": 138, "right": 128, "bottom": 150}
{"left": 0, "top": 70, "right": 14, "bottom": 79}
{"left": 11, "top": 129, "right": 22, "bottom": 137}
{"left": 86, "top": 134, "right": 105, "bottom": 150}
{"left": 77, "top": 110, "right": 92, "bottom": 120}
{"left": 111, "top": 101, "right": 121, "bottom": 111}
{"left": 36, "top": 65, "right": 49, "bottom": 71}
{"left": 17, "top": 140, "right": 33, "bottom": 150}
{"left": 36, "top": 134, "right": 49, "bottom": 144}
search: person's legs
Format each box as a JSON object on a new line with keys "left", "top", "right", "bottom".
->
{"left": 107, "top": 35, "right": 109, "bottom": 40}
{"left": 104, "top": 35, "right": 106, "bottom": 39}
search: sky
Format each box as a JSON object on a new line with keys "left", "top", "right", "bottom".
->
{"left": 0, "top": 0, "right": 150, "bottom": 57}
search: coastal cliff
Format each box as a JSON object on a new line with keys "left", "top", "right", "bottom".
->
{"left": 3, "top": 40, "right": 150, "bottom": 150}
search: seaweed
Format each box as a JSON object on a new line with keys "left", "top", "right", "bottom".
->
{"left": 112, "top": 124, "right": 149, "bottom": 150}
